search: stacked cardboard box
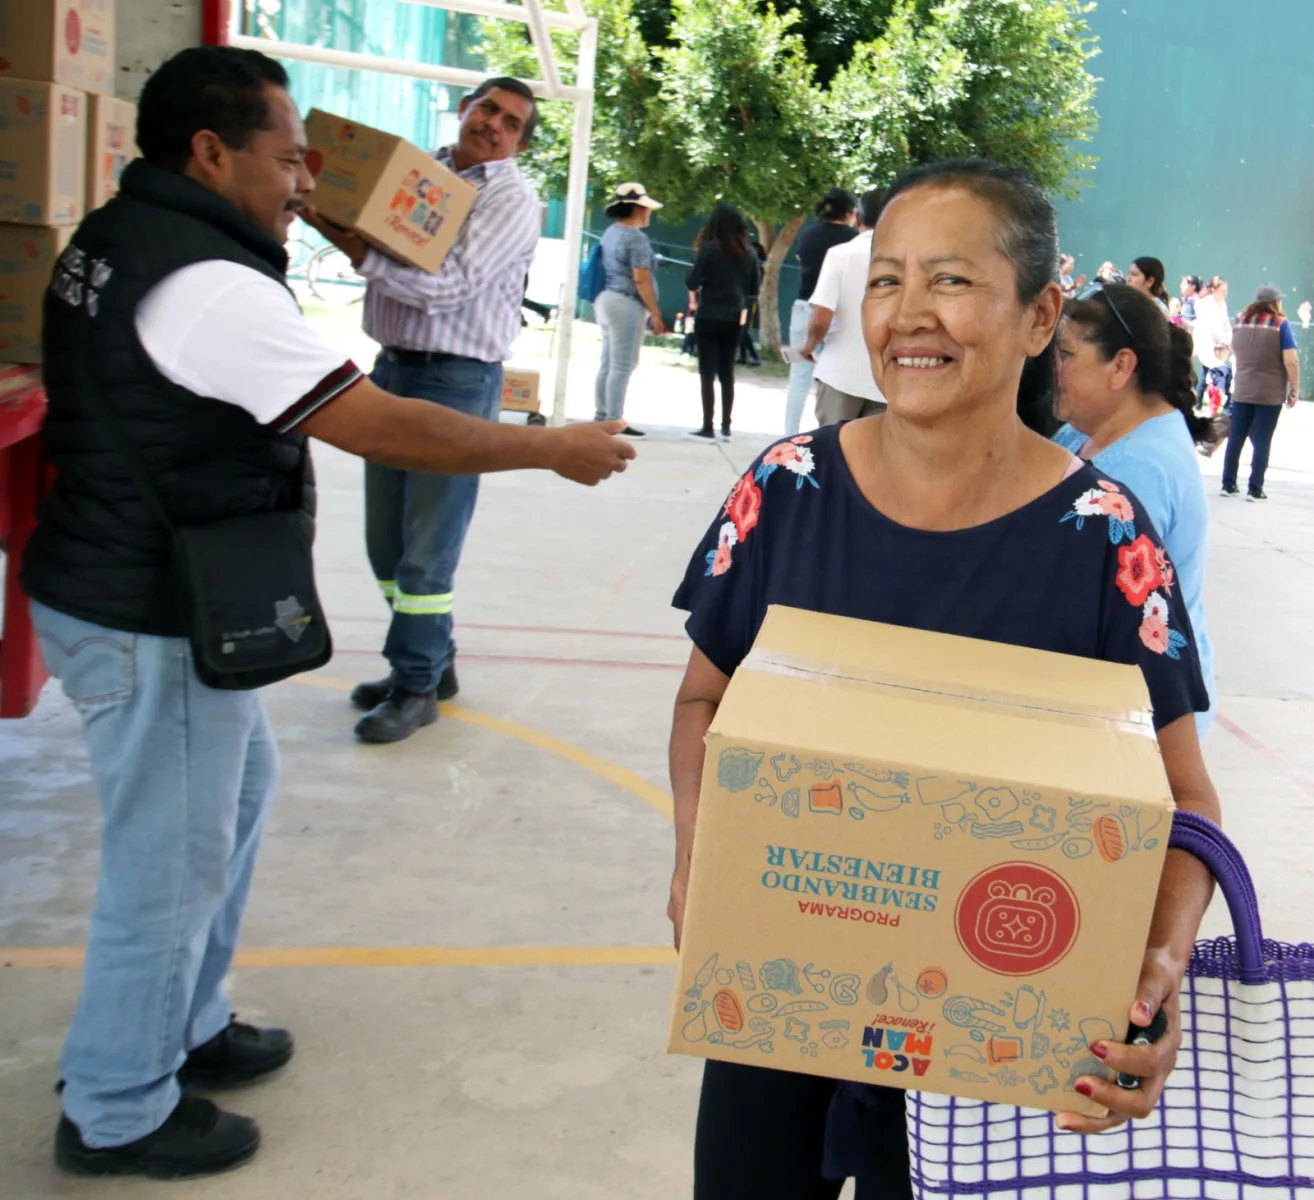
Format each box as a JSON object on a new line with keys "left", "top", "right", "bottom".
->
{"left": 0, "top": 1, "right": 134, "bottom": 364}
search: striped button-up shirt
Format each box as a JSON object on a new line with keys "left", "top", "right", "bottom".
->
{"left": 359, "top": 149, "right": 540, "bottom": 363}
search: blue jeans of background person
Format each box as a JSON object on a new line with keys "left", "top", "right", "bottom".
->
{"left": 366, "top": 353, "right": 503, "bottom": 693}
{"left": 594, "top": 289, "right": 648, "bottom": 422}
{"left": 784, "top": 300, "right": 818, "bottom": 435}
{"left": 29, "top": 600, "right": 279, "bottom": 1149}
{"left": 1221, "top": 402, "right": 1282, "bottom": 493}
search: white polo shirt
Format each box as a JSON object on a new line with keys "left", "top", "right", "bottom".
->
{"left": 810, "top": 230, "right": 884, "bottom": 402}
{"left": 135, "top": 260, "right": 362, "bottom": 431}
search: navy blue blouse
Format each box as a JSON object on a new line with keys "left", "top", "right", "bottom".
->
{"left": 674, "top": 424, "right": 1209, "bottom": 731}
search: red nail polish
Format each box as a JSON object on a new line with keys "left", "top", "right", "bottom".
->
{"left": 1136, "top": 1001, "right": 1153, "bottom": 1019}
{"left": 1090, "top": 1043, "right": 1108, "bottom": 1060}
{"left": 1075, "top": 1081, "right": 1094, "bottom": 1098}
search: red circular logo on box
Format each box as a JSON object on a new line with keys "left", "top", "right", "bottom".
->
{"left": 954, "top": 862, "right": 1080, "bottom": 976}
{"left": 304, "top": 149, "right": 324, "bottom": 177}
{"left": 66, "top": 10, "right": 82, "bottom": 55}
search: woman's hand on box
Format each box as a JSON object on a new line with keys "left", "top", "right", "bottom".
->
{"left": 1055, "top": 947, "right": 1183, "bottom": 1133}
{"left": 667, "top": 845, "right": 692, "bottom": 950}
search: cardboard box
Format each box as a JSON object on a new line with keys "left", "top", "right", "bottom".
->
{"left": 0, "top": 80, "right": 86, "bottom": 226}
{"left": 0, "top": 224, "right": 73, "bottom": 362}
{"left": 669, "top": 607, "right": 1173, "bottom": 1118}
{"left": 0, "top": 0, "right": 116, "bottom": 95}
{"left": 303, "top": 109, "right": 476, "bottom": 274}
{"left": 85, "top": 92, "right": 134, "bottom": 209}
{"left": 501, "top": 368, "right": 540, "bottom": 413}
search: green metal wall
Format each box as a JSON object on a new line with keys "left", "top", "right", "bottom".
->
{"left": 1053, "top": 0, "right": 1314, "bottom": 322}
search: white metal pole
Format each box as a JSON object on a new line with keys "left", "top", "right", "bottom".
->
{"left": 227, "top": 33, "right": 592, "bottom": 103}
{"left": 400, "top": 0, "right": 588, "bottom": 33}
{"left": 552, "top": 19, "right": 597, "bottom": 425}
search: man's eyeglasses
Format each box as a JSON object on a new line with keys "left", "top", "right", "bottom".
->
{"left": 1074, "top": 280, "right": 1134, "bottom": 344}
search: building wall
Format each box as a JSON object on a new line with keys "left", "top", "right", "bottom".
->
{"left": 116, "top": 0, "right": 202, "bottom": 99}
{"left": 1053, "top": 0, "right": 1314, "bottom": 317}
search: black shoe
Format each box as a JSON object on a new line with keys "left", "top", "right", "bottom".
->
{"left": 178, "top": 1018, "right": 294, "bottom": 1089}
{"left": 746, "top": 358, "right": 762, "bottom": 367}
{"left": 1221, "top": 483, "right": 1240, "bottom": 497}
{"left": 54, "top": 1094, "right": 259, "bottom": 1180}
{"left": 719, "top": 428, "right": 732, "bottom": 442}
{"left": 355, "top": 687, "right": 438, "bottom": 743}
{"left": 619, "top": 426, "right": 646, "bottom": 438}
{"left": 686, "top": 428, "right": 716, "bottom": 442}
{"left": 1246, "top": 488, "right": 1268, "bottom": 501}
{"left": 351, "top": 665, "right": 458, "bottom": 711}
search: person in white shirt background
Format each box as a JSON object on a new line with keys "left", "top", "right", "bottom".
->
{"left": 1192, "top": 275, "right": 1233, "bottom": 406}
{"left": 305, "top": 77, "right": 552, "bottom": 745}
{"left": 800, "top": 189, "right": 888, "bottom": 425}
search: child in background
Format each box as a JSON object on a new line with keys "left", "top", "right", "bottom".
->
{"left": 1203, "top": 344, "right": 1234, "bottom": 415}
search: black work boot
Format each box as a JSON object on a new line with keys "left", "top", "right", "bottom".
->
{"left": 354, "top": 687, "right": 439, "bottom": 743}
{"left": 54, "top": 1094, "right": 260, "bottom": 1180}
{"left": 350, "top": 664, "right": 459, "bottom": 711}
{"left": 178, "top": 1018, "right": 294, "bottom": 1089}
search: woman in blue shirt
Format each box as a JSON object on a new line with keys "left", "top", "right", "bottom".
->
{"left": 668, "top": 161, "right": 1222, "bottom": 1199}
{"left": 1054, "top": 284, "right": 1219, "bottom": 736}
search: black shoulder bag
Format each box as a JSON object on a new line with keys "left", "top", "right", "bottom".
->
{"left": 88, "top": 380, "right": 333, "bottom": 690}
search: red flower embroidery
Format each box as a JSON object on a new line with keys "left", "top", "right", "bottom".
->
{"left": 1139, "top": 614, "right": 1171, "bottom": 655}
{"left": 726, "top": 473, "right": 762, "bottom": 541}
{"left": 1116, "top": 535, "right": 1164, "bottom": 607}
{"left": 1095, "top": 492, "right": 1134, "bottom": 521}
{"left": 790, "top": 435, "right": 814, "bottom": 445}
{"left": 763, "top": 442, "right": 803, "bottom": 469}
{"left": 710, "top": 539, "right": 734, "bottom": 576}
{"left": 1097, "top": 480, "right": 1121, "bottom": 492}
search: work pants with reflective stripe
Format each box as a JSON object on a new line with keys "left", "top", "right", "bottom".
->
{"left": 364, "top": 353, "right": 503, "bottom": 693}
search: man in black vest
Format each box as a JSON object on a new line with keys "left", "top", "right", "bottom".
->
{"left": 21, "top": 46, "right": 632, "bottom": 1180}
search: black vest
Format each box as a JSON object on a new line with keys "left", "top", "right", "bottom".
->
{"left": 22, "top": 161, "right": 316, "bottom": 637}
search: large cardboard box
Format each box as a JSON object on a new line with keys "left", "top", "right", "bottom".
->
{"left": 0, "top": 0, "right": 116, "bottom": 95}
{"left": 501, "top": 368, "right": 540, "bottom": 413}
{"left": 303, "top": 109, "right": 476, "bottom": 274}
{"left": 0, "top": 80, "right": 86, "bottom": 226}
{"left": 669, "top": 607, "right": 1174, "bottom": 1118}
{"left": 85, "top": 92, "right": 134, "bottom": 209}
{"left": 0, "top": 224, "right": 72, "bottom": 362}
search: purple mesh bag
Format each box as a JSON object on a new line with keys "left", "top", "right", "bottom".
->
{"left": 907, "top": 811, "right": 1314, "bottom": 1199}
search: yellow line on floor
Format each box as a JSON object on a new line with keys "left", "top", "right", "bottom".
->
{"left": 292, "top": 674, "right": 674, "bottom": 819}
{"left": 1, "top": 946, "right": 678, "bottom": 970}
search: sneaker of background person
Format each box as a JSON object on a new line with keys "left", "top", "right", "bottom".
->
{"left": 1221, "top": 483, "right": 1240, "bottom": 496}
{"left": 687, "top": 428, "right": 716, "bottom": 442}
{"left": 619, "top": 426, "right": 646, "bottom": 438}
{"left": 1247, "top": 488, "right": 1268, "bottom": 501}
{"left": 718, "top": 428, "right": 732, "bottom": 441}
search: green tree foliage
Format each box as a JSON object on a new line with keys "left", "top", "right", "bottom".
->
{"left": 481, "top": 0, "right": 1099, "bottom": 352}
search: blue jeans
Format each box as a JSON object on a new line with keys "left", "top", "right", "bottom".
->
{"left": 784, "top": 300, "right": 818, "bottom": 435}
{"left": 1221, "top": 402, "right": 1282, "bottom": 493}
{"left": 594, "top": 289, "right": 647, "bottom": 422}
{"left": 366, "top": 354, "right": 503, "bottom": 693}
{"left": 29, "top": 600, "right": 279, "bottom": 1148}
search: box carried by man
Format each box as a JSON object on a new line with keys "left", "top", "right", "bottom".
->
{"left": 669, "top": 606, "right": 1174, "bottom": 1119}
{"left": 302, "top": 109, "right": 476, "bottom": 274}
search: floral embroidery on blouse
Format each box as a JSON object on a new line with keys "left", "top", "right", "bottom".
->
{"left": 1061, "top": 478, "right": 1189, "bottom": 660}
{"left": 705, "top": 437, "right": 819, "bottom": 577}
{"left": 1060, "top": 478, "right": 1137, "bottom": 544}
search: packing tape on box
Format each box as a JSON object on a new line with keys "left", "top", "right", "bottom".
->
{"left": 740, "top": 649, "right": 1156, "bottom": 738}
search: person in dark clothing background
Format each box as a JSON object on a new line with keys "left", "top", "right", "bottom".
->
{"left": 737, "top": 239, "right": 767, "bottom": 366}
{"left": 685, "top": 204, "right": 761, "bottom": 442}
{"left": 783, "top": 187, "right": 859, "bottom": 433}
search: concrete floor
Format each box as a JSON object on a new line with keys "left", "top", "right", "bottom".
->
{"left": 3, "top": 325, "right": 1313, "bottom": 1196}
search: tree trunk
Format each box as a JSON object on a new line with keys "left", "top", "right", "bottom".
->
{"left": 754, "top": 212, "right": 807, "bottom": 357}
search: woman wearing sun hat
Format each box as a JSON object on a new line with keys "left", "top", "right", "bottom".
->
{"left": 593, "top": 183, "right": 667, "bottom": 438}
{"left": 1221, "top": 283, "right": 1301, "bottom": 500}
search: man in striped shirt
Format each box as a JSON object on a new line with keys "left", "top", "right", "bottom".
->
{"left": 306, "top": 77, "right": 547, "bottom": 744}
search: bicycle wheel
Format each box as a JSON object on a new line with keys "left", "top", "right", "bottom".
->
{"left": 307, "top": 246, "right": 366, "bottom": 307}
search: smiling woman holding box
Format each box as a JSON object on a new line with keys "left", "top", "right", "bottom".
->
{"left": 666, "top": 159, "right": 1221, "bottom": 1199}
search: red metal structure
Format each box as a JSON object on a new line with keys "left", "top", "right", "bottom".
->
{"left": 0, "top": 366, "right": 51, "bottom": 717}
